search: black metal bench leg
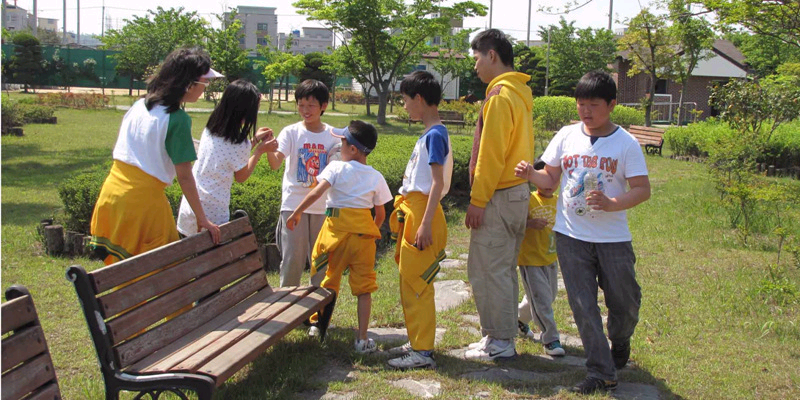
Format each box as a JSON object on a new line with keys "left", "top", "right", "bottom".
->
{"left": 317, "top": 293, "right": 337, "bottom": 342}
{"left": 108, "top": 372, "right": 215, "bottom": 400}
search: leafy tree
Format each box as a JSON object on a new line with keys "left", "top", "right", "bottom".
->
{"left": 256, "top": 42, "right": 305, "bottom": 113}
{"left": 38, "top": 29, "right": 61, "bottom": 46}
{"left": 513, "top": 42, "right": 546, "bottom": 96}
{"left": 538, "top": 18, "right": 616, "bottom": 96}
{"left": 294, "top": 0, "right": 486, "bottom": 124}
{"left": 102, "top": 7, "right": 208, "bottom": 95}
{"left": 208, "top": 10, "right": 249, "bottom": 81}
{"left": 299, "top": 52, "right": 335, "bottom": 88}
{"left": 617, "top": 9, "right": 678, "bottom": 126}
{"left": 9, "top": 33, "right": 44, "bottom": 92}
{"left": 701, "top": 0, "right": 800, "bottom": 49}
{"left": 667, "top": 0, "right": 714, "bottom": 124}
{"left": 726, "top": 31, "right": 800, "bottom": 77}
{"left": 428, "top": 28, "right": 475, "bottom": 95}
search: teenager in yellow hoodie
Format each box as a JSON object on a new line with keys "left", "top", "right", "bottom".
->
{"left": 464, "top": 29, "right": 535, "bottom": 361}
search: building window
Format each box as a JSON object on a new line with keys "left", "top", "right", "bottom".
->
{"left": 655, "top": 79, "right": 668, "bottom": 95}
{"left": 415, "top": 65, "right": 427, "bottom": 71}
{"left": 257, "top": 23, "right": 269, "bottom": 31}
{"left": 257, "top": 37, "right": 269, "bottom": 46}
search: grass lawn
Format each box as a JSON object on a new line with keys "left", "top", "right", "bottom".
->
{"left": 2, "top": 106, "right": 799, "bottom": 399}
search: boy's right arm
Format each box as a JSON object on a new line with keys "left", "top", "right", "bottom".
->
{"left": 515, "top": 161, "right": 562, "bottom": 189}
{"left": 266, "top": 150, "right": 285, "bottom": 171}
{"left": 287, "top": 179, "right": 331, "bottom": 230}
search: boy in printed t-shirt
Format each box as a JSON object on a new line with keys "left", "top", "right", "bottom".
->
{"left": 386, "top": 71, "right": 453, "bottom": 370}
{"left": 515, "top": 70, "right": 651, "bottom": 395}
{"left": 516, "top": 160, "right": 565, "bottom": 358}
{"left": 287, "top": 120, "right": 393, "bottom": 354}
{"left": 267, "top": 80, "right": 340, "bottom": 291}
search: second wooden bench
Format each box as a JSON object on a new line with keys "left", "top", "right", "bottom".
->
{"left": 628, "top": 124, "right": 665, "bottom": 156}
{"left": 67, "top": 213, "right": 336, "bottom": 400}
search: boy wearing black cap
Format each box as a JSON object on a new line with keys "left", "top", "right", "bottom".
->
{"left": 287, "top": 120, "right": 393, "bottom": 354}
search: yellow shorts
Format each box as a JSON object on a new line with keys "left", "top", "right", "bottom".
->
{"left": 315, "top": 233, "right": 378, "bottom": 296}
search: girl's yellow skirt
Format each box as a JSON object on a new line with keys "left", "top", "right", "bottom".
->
{"left": 90, "top": 161, "right": 179, "bottom": 265}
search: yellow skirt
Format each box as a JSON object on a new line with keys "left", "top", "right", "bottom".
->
{"left": 389, "top": 193, "right": 447, "bottom": 295}
{"left": 90, "top": 161, "right": 179, "bottom": 265}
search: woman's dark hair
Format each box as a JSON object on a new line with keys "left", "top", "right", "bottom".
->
{"left": 295, "top": 79, "right": 330, "bottom": 115}
{"left": 574, "top": 70, "right": 617, "bottom": 104}
{"left": 145, "top": 47, "right": 212, "bottom": 113}
{"left": 206, "top": 79, "right": 261, "bottom": 144}
{"left": 400, "top": 70, "right": 442, "bottom": 106}
{"left": 470, "top": 28, "right": 514, "bottom": 67}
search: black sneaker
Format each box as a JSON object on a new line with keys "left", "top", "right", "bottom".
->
{"left": 570, "top": 376, "right": 618, "bottom": 394}
{"left": 611, "top": 339, "right": 631, "bottom": 369}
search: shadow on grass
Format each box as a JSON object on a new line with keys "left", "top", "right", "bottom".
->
{"left": 1, "top": 202, "right": 61, "bottom": 226}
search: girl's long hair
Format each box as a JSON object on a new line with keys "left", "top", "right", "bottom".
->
{"left": 206, "top": 79, "right": 261, "bottom": 144}
{"left": 145, "top": 47, "right": 212, "bottom": 113}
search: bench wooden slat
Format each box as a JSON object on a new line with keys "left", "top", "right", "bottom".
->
{"left": 172, "top": 287, "right": 315, "bottom": 373}
{"left": 1, "top": 325, "right": 48, "bottom": 373}
{"left": 98, "top": 233, "right": 258, "bottom": 317}
{"left": 198, "top": 288, "right": 333, "bottom": 385}
{"left": 25, "top": 382, "right": 62, "bottom": 400}
{"left": 114, "top": 271, "right": 268, "bottom": 368}
{"left": 128, "top": 286, "right": 296, "bottom": 373}
{"left": 90, "top": 217, "right": 254, "bottom": 293}
{"left": 1, "top": 295, "right": 36, "bottom": 335}
{"left": 107, "top": 252, "right": 263, "bottom": 345}
{"left": 0, "top": 353, "right": 57, "bottom": 400}
{"left": 628, "top": 125, "right": 665, "bottom": 134}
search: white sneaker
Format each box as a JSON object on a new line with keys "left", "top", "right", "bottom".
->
{"left": 388, "top": 341, "right": 413, "bottom": 355}
{"left": 518, "top": 320, "right": 535, "bottom": 340}
{"left": 387, "top": 350, "right": 436, "bottom": 369}
{"left": 308, "top": 325, "right": 320, "bottom": 337}
{"left": 464, "top": 338, "right": 517, "bottom": 360}
{"left": 468, "top": 335, "right": 489, "bottom": 350}
{"left": 354, "top": 338, "right": 377, "bottom": 354}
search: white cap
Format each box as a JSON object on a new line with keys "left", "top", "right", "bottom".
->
{"left": 200, "top": 68, "right": 225, "bottom": 79}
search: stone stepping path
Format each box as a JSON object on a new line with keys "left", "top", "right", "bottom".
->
{"left": 390, "top": 379, "right": 441, "bottom": 398}
{"left": 434, "top": 280, "right": 471, "bottom": 312}
{"left": 459, "top": 366, "right": 566, "bottom": 383}
{"left": 367, "top": 327, "right": 446, "bottom": 347}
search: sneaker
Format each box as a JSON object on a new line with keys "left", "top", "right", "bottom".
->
{"left": 464, "top": 338, "right": 516, "bottom": 361}
{"left": 467, "top": 335, "right": 489, "bottom": 350}
{"left": 388, "top": 341, "right": 414, "bottom": 355}
{"left": 570, "top": 376, "right": 617, "bottom": 394}
{"left": 544, "top": 340, "right": 565, "bottom": 357}
{"left": 611, "top": 339, "right": 631, "bottom": 369}
{"left": 308, "top": 325, "right": 320, "bottom": 337}
{"left": 387, "top": 350, "right": 436, "bottom": 370}
{"left": 354, "top": 338, "right": 377, "bottom": 354}
{"left": 517, "top": 320, "right": 535, "bottom": 340}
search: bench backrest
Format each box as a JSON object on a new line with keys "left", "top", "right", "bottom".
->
{"left": 2, "top": 285, "right": 63, "bottom": 400}
{"left": 439, "top": 110, "right": 463, "bottom": 121}
{"left": 67, "top": 216, "right": 266, "bottom": 375}
{"left": 628, "top": 125, "right": 665, "bottom": 146}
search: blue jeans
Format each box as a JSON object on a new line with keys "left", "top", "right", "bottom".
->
{"left": 555, "top": 232, "right": 641, "bottom": 381}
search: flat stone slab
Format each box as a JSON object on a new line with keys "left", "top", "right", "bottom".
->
{"left": 458, "top": 253, "right": 470, "bottom": 260}
{"left": 435, "top": 280, "right": 472, "bottom": 311}
{"left": 390, "top": 379, "right": 441, "bottom": 398}
{"left": 614, "top": 382, "right": 660, "bottom": 400}
{"left": 367, "top": 327, "right": 446, "bottom": 345}
{"left": 460, "top": 366, "right": 563, "bottom": 383}
{"left": 531, "top": 354, "right": 587, "bottom": 367}
{"left": 461, "top": 325, "right": 481, "bottom": 337}
{"left": 311, "top": 361, "right": 357, "bottom": 385}
{"left": 440, "top": 259, "right": 466, "bottom": 269}
{"left": 461, "top": 314, "right": 480, "bottom": 325}
{"left": 296, "top": 391, "right": 357, "bottom": 400}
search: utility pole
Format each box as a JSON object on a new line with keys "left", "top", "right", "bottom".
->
{"left": 545, "top": 27, "right": 550, "bottom": 96}
{"left": 62, "top": 0, "right": 66, "bottom": 44}
{"left": 101, "top": 0, "right": 105, "bottom": 38}
{"left": 526, "top": 0, "right": 531, "bottom": 45}
{"left": 76, "top": 0, "right": 80, "bottom": 45}
{"left": 32, "top": 0, "right": 37, "bottom": 37}
{"left": 488, "top": 0, "right": 492, "bottom": 29}
{"left": 608, "top": 0, "right": 613, "bottom": 31}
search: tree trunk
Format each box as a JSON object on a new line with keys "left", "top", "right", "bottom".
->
{"left": 331, "top": 74, "right": 336, "bottom": 110}
{"left": 645, "top": 73, "right": 657, "bottom": 127}
{"left": 285, "top": 79, "right": 290, "bottom": 101}
{"left": 128, "top": 77, "right": 133, "bottom": 97}
{"left": 376, "top": 81, "right": 390, "bottom": 125}
{"left": 277, "top": 77, "right": 283, "bottom": 109}
{"left": 677, "top": 82, "right": 687, "bottom": 126}
{"left": 364, "top": 86, "right": 371, "bottom": 116}
{"left": 268, "top": 83, "right": 275, "bottom": 113}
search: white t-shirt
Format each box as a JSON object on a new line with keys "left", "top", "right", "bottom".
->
{"left": 318, "top": 160, "right": 393, "bottom": 209}
{"left": 399, "top": 124, "right": 453, "bottom": 199}
{"left": 277, "top": 121, "right": 341, "bottom": 214}
{"left": 541, "top": 122, "right": 649, "bottom": 243}
{"left": 176, "top": 129, "right": 251, "bottom": 235}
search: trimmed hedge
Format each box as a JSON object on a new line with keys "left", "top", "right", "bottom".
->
{"left": 531, "top": 96, "right": 644, "bottom": 132}
{"left": 58, "top": 134, "right": 474, "bottom": 244}
{"left": 664, "top": 119, "right": 800, "bottom": 168}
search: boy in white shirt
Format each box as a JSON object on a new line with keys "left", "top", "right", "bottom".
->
{"left": 288, "top": 120, "right": 393, "bottom": 354}
{"left": 515, "top": 70, "right": 651, "bottom": 395}
{"left": 386, "top": 71, "right": 453, "bottom": 370}
{"left": 267, "top": 80, "right": 340, "bottom": 289}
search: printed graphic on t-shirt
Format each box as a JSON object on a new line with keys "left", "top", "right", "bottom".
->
{"left": 297, "top": 143, "right": 329, "bottom": 188}
{"left": 403, "top": 149, "right": 419, "bottom": 181}
{"left": 561, "top": 154, "right": 618, "bottom": 218}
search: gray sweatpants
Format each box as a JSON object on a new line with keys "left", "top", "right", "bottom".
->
{"left": 556, "top": 232, "right": 641, "bottom": 381}
{"left": 276, "top": 211, "right": 326, "bottom": 287}
{"left": 468, "top": 183, "right": 530, "bottom": 340}
{"left": 518, "top": 261, "right": 560, "bottom": 345}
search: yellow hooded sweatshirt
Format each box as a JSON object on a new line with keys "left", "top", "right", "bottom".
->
{"left": 469, "top": 72, "right": 535, "bottom": 208}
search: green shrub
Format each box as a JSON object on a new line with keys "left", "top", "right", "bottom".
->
{"left": 334, "top": 90, "right": 364, "bottom": 104}
{"left": 532, "top": 96, "right": 578, "bottom": 131}
{"left": 611, "top": 105, "right": 645, "bottom": 128}
{"left": 16, "top": 103, "right": 55, "bottom": 123}
{"left": 57, "top": 163, "right": 110, "bottom": 233}
{"left": 440, "top": 100, "right": 480, "bottom": 127}
{"left": 1, "top": 96, "right": 23, "bottom": 130}
{"left": 36, "top": 92, "right": 108, "bottom": 109}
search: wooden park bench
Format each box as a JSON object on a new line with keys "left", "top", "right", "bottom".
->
{"left": 628, "top": 125, "right": 665, "bottom": 156}
{"left": 2, "top": 285, "right": 63, "bottom": 400}
{"left": 407, "top": 110, "right": 466, "bottom": 132}
{"left": 66, "top": 212, "right": 336, "bottom": 400}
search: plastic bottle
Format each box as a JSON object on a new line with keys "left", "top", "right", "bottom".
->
{"left": 584, "top": 171, "right": 598, "bottom": 212}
